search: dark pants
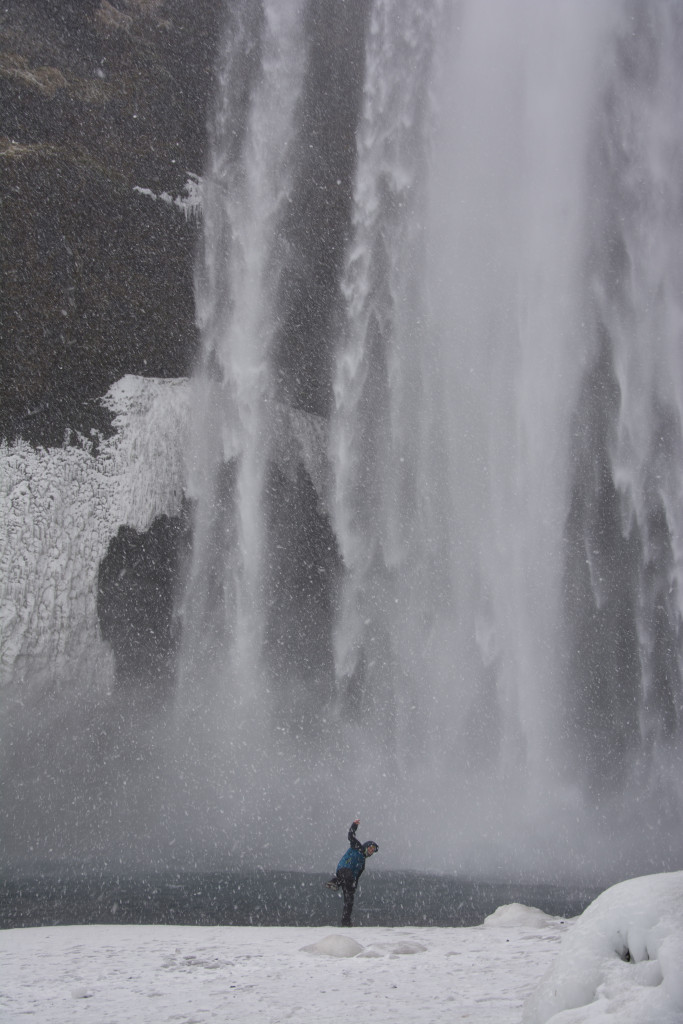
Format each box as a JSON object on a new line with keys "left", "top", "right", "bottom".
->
{"left": 336, "top": 868, "right": 358, "bottom": 927}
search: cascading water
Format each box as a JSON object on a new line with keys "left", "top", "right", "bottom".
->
{"left": 172, "top": 0, "right": 683, "bottom": 877}
{"left": 330, "top": 0, "right": 449, "bottom": 778}
{"left": 563, "top": 0, "right": 683, "bottom": 815}
{"left": 169, "top": 0, "right": 370, "bottom": 864}
{"left": 327, "top": 0, "right": 610, "bottom": 867}
{"left": 180, "top": 0, "right": 305, "bottom": 712}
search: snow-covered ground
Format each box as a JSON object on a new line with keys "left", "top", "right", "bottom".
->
{"left": 3, "top": 873, "right": 683, "bottom": 1024}
{"left": 0, "top": 914, "right": 564, "bottom": 1024}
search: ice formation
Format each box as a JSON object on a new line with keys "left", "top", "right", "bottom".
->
{"left": 0, "top": 376, "right": 190, "bottom": 696}
{"left": 0, "top": 373, "right": 328, "bottom": 699}
{"left": 524, "top": 871, "right": 683, "bottom": 1023}
{"left": 133, "top": 175, "right": 203, "bottom": 221}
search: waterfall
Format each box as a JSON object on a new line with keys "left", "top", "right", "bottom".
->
{"left": 171, "top": 0, "right": 683, "bottom": 876}
{"left": 180, "top": 0, "right": 306, "bottom": 709}
{"left": 563, "top": 0, "right": 683, "bottom": 808}
{"left": 171, "top": 0, "right": 370, "bottom": 863}
{"left": 326, "top": 0, "right": 606, "bottom": 865}
{"left": 330, "top": 0, "right": 447, "bottom": 768}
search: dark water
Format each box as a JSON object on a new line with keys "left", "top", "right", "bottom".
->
{"left": 0, "top": 871, "right": 601, "bottom": 930}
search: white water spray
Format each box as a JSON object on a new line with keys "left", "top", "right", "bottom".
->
{"left": 327, "top": 0, "right": 683, "bottom": 874}
{"left": 180, "top": 0, "right": 307, "bottom": 711}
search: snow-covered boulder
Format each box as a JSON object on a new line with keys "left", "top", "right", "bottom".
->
{"left": 484, "top": 903, "right": 558, "bottom": 929}
{"left": 302, "top": 934, "right": 364, "bottom": 958}
{"left": 523, "top": 871, "right": 683, "bottom": 1024}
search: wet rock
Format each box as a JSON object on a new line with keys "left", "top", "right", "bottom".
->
{"left": 0, "top": 0, "right": 224, "bottom": 445}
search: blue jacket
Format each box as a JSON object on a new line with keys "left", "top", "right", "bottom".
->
{"left": 336, "top": 822, "right": 366, "bottom": 881}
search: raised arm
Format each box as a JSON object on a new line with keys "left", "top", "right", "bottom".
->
{"left": 348, "top": 819, "right": 362, "bottom": 850}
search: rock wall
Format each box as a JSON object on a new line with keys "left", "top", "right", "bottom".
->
{"left": 0, "top": 0, "right": 224, "bottom": 446}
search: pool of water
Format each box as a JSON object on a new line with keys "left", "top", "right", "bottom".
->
{"left": 0, "top": 870, "right": 601, "bottom": 929}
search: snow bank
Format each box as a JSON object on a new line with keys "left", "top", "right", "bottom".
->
{"left": 523, "top": 871, "right": 683, "bottom": 1024}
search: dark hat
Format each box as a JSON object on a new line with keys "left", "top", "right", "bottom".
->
{"left": 362, "top": 840, "right": 379, "bottom": 854}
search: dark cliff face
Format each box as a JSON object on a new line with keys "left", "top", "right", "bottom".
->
{"left": 0, "top": 0, "right": 224, "bottom": 446}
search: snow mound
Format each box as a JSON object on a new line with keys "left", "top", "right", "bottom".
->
{"left": 485, "top": 903, "right": 558, "bottom": 929}
{"left": 302, "top": 934, "right": 365, "bottom": 958}
{"left": 523, "top": 870, "right": 683, "bottom": 1024}
{"left": 71, "top": 987, "right": 93, "bottom": 999}
{"left": 365, "top": 940, "right": 427, "bottom": 956}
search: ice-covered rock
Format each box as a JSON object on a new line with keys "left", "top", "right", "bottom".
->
{"left": 523, "top": 871, "right": 683, "bottom": 1024}
{"left": 0, "top": 374, "right": 329, "bottom": 695}
{"left": 0, "top": 376, "right": 189, "bottom": 696}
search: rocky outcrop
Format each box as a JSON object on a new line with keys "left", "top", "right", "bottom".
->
{"left": 0, "top": 0, "right": 224, "bottom": 446}
{"left": 0, "top": 372, "right": 332, "bottom": 695}
{"left": 0, "top": 376, "right": 191, "bottom": 695}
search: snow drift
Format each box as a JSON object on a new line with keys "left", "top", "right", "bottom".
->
{"left": 524, "top": 870, "right": 683, "bottom": 1023}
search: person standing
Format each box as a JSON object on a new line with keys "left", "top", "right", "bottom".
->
{"left": 325, "top": 819, "right": 379, "bottom": 926}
